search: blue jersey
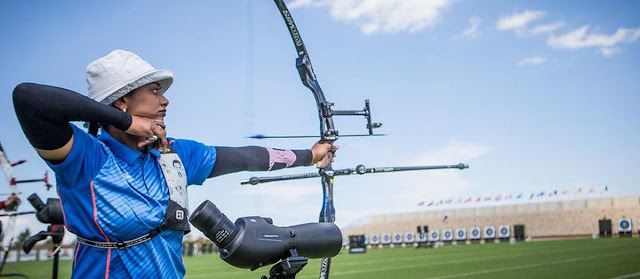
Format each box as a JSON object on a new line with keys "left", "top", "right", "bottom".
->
{"left": 48, "top": 125, "right": 216, "bottom": 278}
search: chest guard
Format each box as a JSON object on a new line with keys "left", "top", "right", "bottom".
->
{"left": 157, "top": 150, "right": 190, "bottom": 233}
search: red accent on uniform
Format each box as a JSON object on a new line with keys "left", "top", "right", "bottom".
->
{"left": 90, "top": 180, "right": 112, "bottom": 278}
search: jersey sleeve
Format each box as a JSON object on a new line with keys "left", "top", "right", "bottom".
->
{"left": 170, "top": 139, "right": 217, "bottom": 186}
{"left": 46, "top": 124, "right": 108, "bottom": 188}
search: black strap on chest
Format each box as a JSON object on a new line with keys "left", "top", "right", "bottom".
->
{"left": 77, "top": 200, "right": 189, "bottom": 250}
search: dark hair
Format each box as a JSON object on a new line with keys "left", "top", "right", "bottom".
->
{"left": 88, "top": 122, "right": 99, "bottom": 136}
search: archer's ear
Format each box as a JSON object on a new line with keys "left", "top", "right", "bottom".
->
{"left": 113, "top": 98, "right": 127, "bottom": 112}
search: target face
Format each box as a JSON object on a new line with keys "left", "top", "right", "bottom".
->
{"left": 417, "top": 233, "right": 427, "bottom": 242}
{"left": 445, "top": 231, "right": 451, "bottom": 237}
{"left": 621, "top": 220, "right": 629, "bottom": 229}
{"left": 458, "top": 230, "right": 464, "bottom": 237}
{"left": 472, "top": 230, "right": 479, "bottom": 236}
{"left": 484, "top": 227, "right": 495, "bottom": 238}
{"left": 406, "top": 234, "right": 413, "bottom": 240}
{"left": 393, "top": 233, "right": 403, "bottom": 243}
{"left": 501, "top": 228, "right": 508, "bottom": 234}
{"left": 431, "top": 232, "right": 438, "bottom": 238}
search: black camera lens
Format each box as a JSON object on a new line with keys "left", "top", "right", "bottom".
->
{"left": 189, "top": 200, "right": 236, "bottom": 248}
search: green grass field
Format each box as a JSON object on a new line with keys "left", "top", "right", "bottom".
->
{"left": 2, "top": 238, "right": 639, "bottom": 278}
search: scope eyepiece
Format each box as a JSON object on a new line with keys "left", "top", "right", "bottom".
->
{"left": 189, "top": 199, "right": 236, "bottom": 248}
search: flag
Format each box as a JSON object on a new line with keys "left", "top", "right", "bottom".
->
{"left": 428, "top": 201, "right": 434, "bottom": 207}
{"left": 505, "top": 193, "right": 513, "bottom": 200}
{"left": 561, "top": 190, "right": 568, "bottom": 195}
{"left": 484, "top": 196, "right": 492, "bottom": 201}
{"left": 538, "top": 191, "right": 545, "bottom": 197}
{"left": 605, "top": 185, "right": 608, "bottom": 192}
{"left": 495, "top": 195, "right": 502, "bottom": 201}
{"left": 444, "top": 199, "right": 452, "bottom": 204}
{"left": 529, "top": 193, "right": 535, "bottom": 199}
{"left": 464, "top": 197, "right": 472, "bottom": 203}
{"left": 576, "top": 188, "right": 583, "bottom": 194}
{"left": 417, "top": 201, "right": 425, "bottom": 206}
{"left": 588, "top": 187, "right": 595, "bottom": 194}
{"left": 476, "top": 197, "right": 482, "bottom": 203}
{"left": 516, "top": 193, "right": 523, "bottom": 199}
{"left": 455, "top": 198, "right": 462, "bottom": 204}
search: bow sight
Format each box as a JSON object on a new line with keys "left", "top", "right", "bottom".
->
{"left": 249, "top": 100, "right": 383, "bottom": 140}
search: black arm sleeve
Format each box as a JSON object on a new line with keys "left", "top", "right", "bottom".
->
{"left": 209, "top": 146, "right": 312, "bottom": 177}
{"left": 12, "top": 83, "right": 132, "bottom": 150}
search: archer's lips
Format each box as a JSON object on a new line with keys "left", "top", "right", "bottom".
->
{"left": 158, "top": 110, "right": 167, "bottom": 117}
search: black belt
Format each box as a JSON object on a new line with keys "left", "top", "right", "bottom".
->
{"left": 77, "top": 228, "right": 162, "bottom": 250}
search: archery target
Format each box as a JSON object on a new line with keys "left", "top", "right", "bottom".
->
{"left": 498, "top": 225, "right": 510, "bottom": 238}
{"left": 430, "top": 230, "right": 440, "bottom": 242}
{"left": 382, "top": 233, "right": 391, "bottom": 244}
{"left": 405, "top": 231, "right": 415, "bottom": 243}
{"left": 455, "top": 228, "right": 467, "bottom": 240}
{"left": 442, "top": 229, "right": 453, "bottom": 241}
{"left": 417, "top": 232, "right": 427, "bottom": 243}
{"left": 470, "top": 227, "right": 481, "bottom": 240}
{"left": 618, "top": 218, "right": 632, "bottom": 233}
{"left": 484, "top": 226, "right": 496, "bottom": 239}
{"left": 370, "top": 234, "right": 380, "bottom": 245}
{"left": 393, "top": 232, "right": 403, "bottom": 244}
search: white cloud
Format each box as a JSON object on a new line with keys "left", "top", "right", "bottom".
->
{"left": 518, "top": 56, "right": 546, "bottom": 66}
{"left": 530, "top": 21, "right": 564, "bottom": 35}
{"left": 462, "top": 16, "right": 482, "bottom": 38}
{"left": 497, "top": 10, "right": 546, "bottom": 33}
{"left": 289, "top": 0, "right": 311, "bottom": 9}
{"left": 600, "top": 47, "right": 620, "bottom": 57}
{"left": 291, "top": 0, "right": 455, "bottom": 34}
{"left": 547, "top": 25, "right": 640, "bottom": 56}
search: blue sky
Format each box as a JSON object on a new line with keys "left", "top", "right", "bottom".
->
{"left": 0, "top": 0, "right": 639, "bottom": 240}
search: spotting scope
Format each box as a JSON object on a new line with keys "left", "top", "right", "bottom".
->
{"left": 189, "top": 200, "right": 342, "bottom": 271}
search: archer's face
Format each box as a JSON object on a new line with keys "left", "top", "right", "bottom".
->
{"left": 122, "top": 83, "right": 169, "bottom": 123}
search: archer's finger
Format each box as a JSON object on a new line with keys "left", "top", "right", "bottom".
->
{"left": 152, "top": 124, "right": 169, "bottom": 152}
{"left": 138, "top": 138, "right": 155, "bottom": 149}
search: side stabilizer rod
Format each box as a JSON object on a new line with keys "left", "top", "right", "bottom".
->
{"left": 241, "top": 163, "right": 469, "bottom": 185}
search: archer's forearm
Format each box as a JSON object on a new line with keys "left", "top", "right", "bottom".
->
{"left": 209, "top": 146, "right": 312, "bottom": 177}
{"left": 13, "top": 83, "right": 132, "bottom": 150}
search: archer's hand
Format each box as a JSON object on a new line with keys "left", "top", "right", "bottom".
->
{"left": 126, "top": 116, "right": 169, "bottom": 152}
{"left": 3, "top": 196, "right": 20, "bottom": 209}
{"left": 311, "top": 142, "right": 338, "bottom": 168}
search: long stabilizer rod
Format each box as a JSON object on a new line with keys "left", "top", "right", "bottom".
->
{"left": 241, "top": 163, "right": 469, "bottom": 185}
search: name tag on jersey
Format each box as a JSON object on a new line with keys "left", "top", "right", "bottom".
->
{"left": 158, "top": 152, "right": 188, "bottom": 209}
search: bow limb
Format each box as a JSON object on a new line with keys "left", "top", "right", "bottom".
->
{"left": 273, "top": 1, "right": 336, "bottom": 278}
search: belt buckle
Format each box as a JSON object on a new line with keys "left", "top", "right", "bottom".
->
{"left": 116, "top": 242, "right": 126, "bottom": 250}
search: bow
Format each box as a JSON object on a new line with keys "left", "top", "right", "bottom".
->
{"left": 252, "top": 2, "right": 468, "bottom": 278}
{"left": 0, "top": 142, "right": 48, "bottom": 277}
{"left": 271, "top": 1, "right": 390, "bottom": 277}
{"left": 0, "top": 142, "right": 21, "bottom": 276}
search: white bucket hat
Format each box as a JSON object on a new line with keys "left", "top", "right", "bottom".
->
{"left": 87, "top": 49, "right": 173, "bottom": 105}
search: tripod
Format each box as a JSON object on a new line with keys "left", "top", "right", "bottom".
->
{"left": 260, "top": 249, "right": 308, "bottom": 279}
